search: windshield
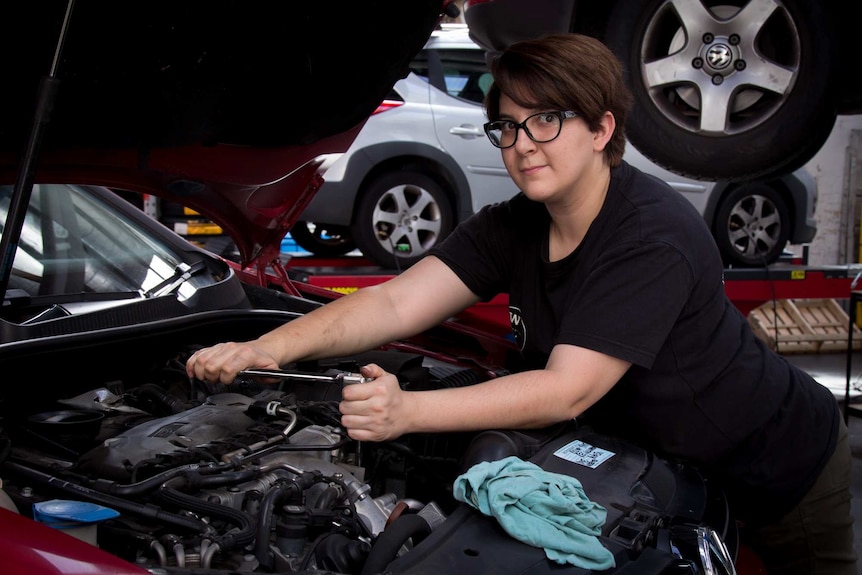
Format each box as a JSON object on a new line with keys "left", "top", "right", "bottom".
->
{"left": 0, "top": 184, "right": 203, "bottom": 303}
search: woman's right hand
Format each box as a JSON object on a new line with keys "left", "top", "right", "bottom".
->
{"left": 185, "top": 341, "right": 281, "bottom": 385}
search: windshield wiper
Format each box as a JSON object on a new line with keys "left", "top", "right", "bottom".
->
{"left": 143, "top": 260, "right": 207, "bottom": 298}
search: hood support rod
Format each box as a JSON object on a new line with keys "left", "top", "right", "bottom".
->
{"left": 0, "top": 0, "right": 76, "bottom": 298}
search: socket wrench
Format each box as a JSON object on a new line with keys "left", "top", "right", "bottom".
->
{"left": 237, "top": 368, "right": 371, "bottom": 385}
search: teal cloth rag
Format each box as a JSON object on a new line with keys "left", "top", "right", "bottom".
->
{"left": 453, "top": 455, "right": 615, "bottom": 570}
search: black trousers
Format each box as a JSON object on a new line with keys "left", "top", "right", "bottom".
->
{"left": 743, "top": 417, "right": 857, "bottom": 574}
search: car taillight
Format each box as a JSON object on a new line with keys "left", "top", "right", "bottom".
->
{"left": 372, "top": 100, "right": 403, "bottom": 115}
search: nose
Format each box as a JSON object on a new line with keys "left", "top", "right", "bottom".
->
{"left": 511, "top": 126, "right": 536, "bottom": 153}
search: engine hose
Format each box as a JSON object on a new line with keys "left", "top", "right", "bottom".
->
{"left": 253, "top": 472, "right": 322, "bottom": 568}
{"left": 87, "top": 461, "right": 237, "bottom": 497}
{"left": 132, "top": 383, "right": 195, "bottom": 414}
{"left": 243, "top": 437, "right": 352, "bottom": 464}
{"left": 254, "top": 480, "right": 303, "bottom": 570}
{"left": 3, "top": 461, "right": 217, "bottom": 537}
{"left": 254, "top": 488, "right": 289, "bottom": 569}
{"left": 314, "top": 484, "right": 341, "bottom": 510}
{"left": 360, "top": 513, "right": 433, "bottom": 575}
{"left": 150, "top": 539, "right": 168, "bottom": 567}
{"left": 159, "top": 477, "right": 256, "bottom": 549}
{"left": 201, "top": 541, "right": 221, "bottom": 569}
{"left": 195, "top": 468, "right": 260, "bottom": 488}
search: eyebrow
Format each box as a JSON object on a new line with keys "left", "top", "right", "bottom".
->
{"left": 495, "top": 110, "right": 554, "bottom": 122}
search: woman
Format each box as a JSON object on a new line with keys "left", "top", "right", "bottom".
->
{"left": 187, "top": 33, "right": 855, "bottom": 573}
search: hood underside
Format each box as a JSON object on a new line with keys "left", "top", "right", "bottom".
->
{"left": 0, "top": 0, "right": 449, "bottom": 265}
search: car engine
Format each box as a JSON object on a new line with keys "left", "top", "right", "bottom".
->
{"left": 0, "top": 342, "right": 739, "bottom": 574}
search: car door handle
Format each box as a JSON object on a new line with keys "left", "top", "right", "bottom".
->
{"left": 449, "top": 125, "right": 483, "bottom": 138}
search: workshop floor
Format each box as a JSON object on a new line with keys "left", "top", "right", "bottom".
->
{"left": 784, "top": 351, "right": 862, "bottom": 562}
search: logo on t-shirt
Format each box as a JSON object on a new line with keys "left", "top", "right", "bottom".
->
{"left": 509, "top": 305, "right": 526, "bottom": 351}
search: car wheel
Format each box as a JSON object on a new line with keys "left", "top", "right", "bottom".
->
{"left": 352, "top": 170, "right": 454, "bottom": 269}
{"left": 604, "top": 0, "right": 838, "bottom": 181}
{"left": 713, "top": 182, "right": 790, "bottom": 267}
{"left": 289, "top": 221, "right": 356, "bottom": 257}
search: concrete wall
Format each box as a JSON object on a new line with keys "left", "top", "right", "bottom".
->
{"left": 795, "top": 115, "right": 862, "bottom": 266}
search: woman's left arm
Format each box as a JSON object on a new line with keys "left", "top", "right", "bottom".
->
{"left": 340, "top": 343, "right": 630, "bottom": 441}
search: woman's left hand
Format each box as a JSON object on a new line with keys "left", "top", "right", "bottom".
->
{"left": 339, "top": 363, "right": 409, "bottom": 441}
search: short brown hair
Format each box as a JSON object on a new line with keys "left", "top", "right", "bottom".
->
{"left": 484, "top": 33, "right": 632, "bottom": 167}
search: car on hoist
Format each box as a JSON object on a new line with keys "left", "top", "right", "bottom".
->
{"left": 464, "top": 0, "right": 861, "bottom": 183}
{"left": 292, "top": 24, "right": 816, "bottom": 269}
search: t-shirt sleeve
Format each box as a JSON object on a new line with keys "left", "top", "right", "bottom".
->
{"left": 556, "top": 241, "right": 694, "bottom": 368}
{"left": 429, "top": 204, "right": 513, "bottom": 301}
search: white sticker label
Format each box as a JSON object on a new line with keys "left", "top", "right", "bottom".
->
{"left": 553, "top": 440, "right": 615, "bottom": 469}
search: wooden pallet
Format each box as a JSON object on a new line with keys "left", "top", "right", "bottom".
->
{"left": 747, "top": 298, "right": 862, "bottom": 354}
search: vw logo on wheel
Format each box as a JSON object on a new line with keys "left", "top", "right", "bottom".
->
{"left": 706, "top": 44, "right": 732, "bottom": 69}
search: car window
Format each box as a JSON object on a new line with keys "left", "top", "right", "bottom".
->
{"left": 410, "top": 49, "right": 432, "bottom": 81}
{"left": 411, "top": 48, "right": 489, "bottom": 104}
{"left": 440, "top": 49, "right": 490, "bottom": 103}
{"left": 0, "top": 184, "right": 205, "bottom": 301}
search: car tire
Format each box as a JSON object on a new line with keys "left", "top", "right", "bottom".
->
{"left": 604, "top": 0, "right": 838, "bottom": 181}
{"left": 352, "top": 170, "right": 454, "bottom": 269}
{"left": 289, "top": 221, "right": 356, "bottom": 257}
{"left": 713, "top": 182, "right": 790, "bottom": 267}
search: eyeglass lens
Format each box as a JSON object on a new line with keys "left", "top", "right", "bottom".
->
{"left": 486, "top": 112, "right": 565, "bottom": 148}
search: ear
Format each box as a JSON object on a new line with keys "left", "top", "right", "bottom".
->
{"left": 593, "top": 111, "right": 616, "bottom": 153}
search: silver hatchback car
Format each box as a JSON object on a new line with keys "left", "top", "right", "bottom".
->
{"left": 293, "top": 24, "right": 817, "bottom": 269}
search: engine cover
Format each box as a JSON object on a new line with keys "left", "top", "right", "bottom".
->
{"left": 386, "top": 427, "right": 730, "bottom": 573}
{"left": 77, "top": 393, "right": 260, "bottom": 480}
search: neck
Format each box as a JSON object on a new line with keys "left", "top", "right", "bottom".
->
{"left": 547, "top": 166, "right": 611, "bottom": 261}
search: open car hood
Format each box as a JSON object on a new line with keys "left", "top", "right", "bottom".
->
{"left": 0, "top": 1, "right": 452, "bottom": 268}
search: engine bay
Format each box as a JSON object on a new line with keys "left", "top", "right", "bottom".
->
{"left": 0, "top": 342, "right": 486, "bottom": 573}
{"left": 0, "top": 320, "right": 738, "bottom": 574}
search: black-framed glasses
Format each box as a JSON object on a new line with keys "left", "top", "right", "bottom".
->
{"left": 484, "top": 110, "right": 578, "bottom": 149}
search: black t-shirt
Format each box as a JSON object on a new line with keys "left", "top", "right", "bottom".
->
{"left": 430, "top": 161, "right": 839, "bottom": 525}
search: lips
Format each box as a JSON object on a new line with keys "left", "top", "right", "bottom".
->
{"left": 520, "top": 165, "right": 545, "bottom": 175}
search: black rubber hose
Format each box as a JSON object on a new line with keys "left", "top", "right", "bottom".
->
{"left": 133, "top": 383, "right": 194, "bottom": 414}
{"left": 195, "top": 468, "right": 260, "bottom": 488}
{"left": 253, "top": 471, "right": 325, "bottom": 568}
{"left": 242, "top": 437, "right": 352, "bottom": 464}
{"left": 254, "top": 481, "right": 301, "bottom": 570}
{"left": 360, "top": 514, "right": 432, "bottom": 575}
{"left": 158, "top": 476, "right": 256, "bottom": 550}
{"left": 86, "top": 461, "right": 236, "bottom": 497}
{"left": 314, "top": 484, "right": 341, "bottom": 510}
{"left": 4, "top": 461, "right": 216, "bottom": 536}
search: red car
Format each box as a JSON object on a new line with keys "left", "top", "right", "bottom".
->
{"left": 0, "top": 2, "right": 753, "bottom": 574}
